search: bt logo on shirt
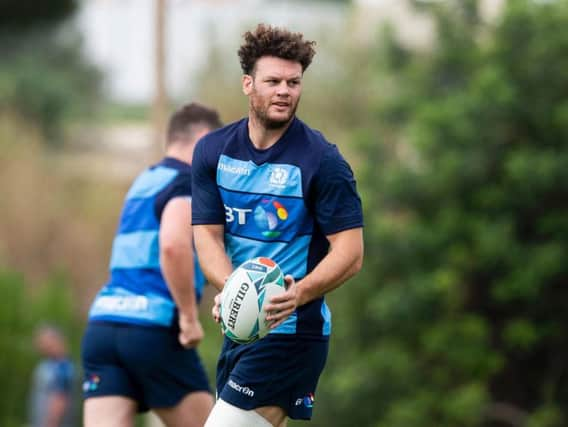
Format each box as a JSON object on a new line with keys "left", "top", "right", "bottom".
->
{"left": 224, "top": 205, "right": 251, "bottom": 225}
{"left": 225, "top": 199, "right": 288, "bottom": 238}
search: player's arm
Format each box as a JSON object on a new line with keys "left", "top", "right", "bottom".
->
{"left": 266, "top": 227, "right": 363, "bottom": 326}
{"left": 160, "top": 197, "right": 203, "bottom": 348}
{"left": 298, "top": 227, "right": 363, "bottom": 300}
{"left": 267, "top": 145, "right": 364, "bottom": 327}
{"left": 191, "top": 138, "right": 233, "bottom": 320}
{"left": 193, "top": 224, "right": 233, "bottom": 291}
{"left": 43, "top": 392, "right": 69, "bottom": 427}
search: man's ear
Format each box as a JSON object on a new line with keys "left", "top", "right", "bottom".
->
{"left": 242, "top": 75, "right": 253, "bottom": 95}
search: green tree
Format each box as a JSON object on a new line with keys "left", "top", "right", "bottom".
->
{"left": 309, "top": 1, "right": 568, "bottom": 426}
{"left": 0, "top": 0, "right": 76, "bottom": 32}
{"left": 0, "top": 0, "right": 101, "bottom": 146}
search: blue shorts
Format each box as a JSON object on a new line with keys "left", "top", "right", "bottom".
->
{"left": 81, "top": 322, "right": 210, "bottom": 412}
{"left": 216, "top": 334, "right": 329, "bottom": 420}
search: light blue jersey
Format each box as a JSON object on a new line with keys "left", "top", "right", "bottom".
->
{"left": 89, "top": 157, "right": 205, "bottom": 327}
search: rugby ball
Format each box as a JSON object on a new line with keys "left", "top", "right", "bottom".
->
{"left": 220, "top": 257, "right": 286, "bottom": 344}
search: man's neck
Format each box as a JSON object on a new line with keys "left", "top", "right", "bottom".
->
{"left": 165, "top": 144, "right": 193, "bottom": 165}
{"left": 247, "top": 114, "right": 293, "bottom": 150}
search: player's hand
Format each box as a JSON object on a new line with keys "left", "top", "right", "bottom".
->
{"left": 178, "top": 313, "right": 204, "bottom": 349}
{"left": 212, "top": 292, "right": 222, "bottom": 323}
{"left": 212, "top": 276, "right": 229, "bottom": 327}
{"left": 265, "top": 275, "right": 298, "bottom": 329}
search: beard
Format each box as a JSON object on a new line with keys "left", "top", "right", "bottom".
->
{"left": 250, "top": 96, "right": 299, "bottom": 130}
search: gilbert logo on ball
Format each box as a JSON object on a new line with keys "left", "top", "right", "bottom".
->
{"left": 220, "top": 257, "right": 286, "bottom": 344}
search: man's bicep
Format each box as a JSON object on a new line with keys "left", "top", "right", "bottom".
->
{"left": 194, "top": 224, "right": 225, "bottom": 248}
{"left": 326, "top": 227, "right": 364, "bottom": 282}
{"left": 327, "top": 227, "right": 363, "bottom": 253}
{"left": 160, "top": 198, "right": 192, "bottom": 247}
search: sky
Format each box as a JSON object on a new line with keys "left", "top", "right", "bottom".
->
{"left": 76, "top": 0, "right": 509, "bottom": 103}
{"left": 76, "top": 0, "right": 347, "bottom": 103}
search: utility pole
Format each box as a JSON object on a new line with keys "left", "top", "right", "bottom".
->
{"left": 152, "top": 0, "right": 167, "bottom": 154}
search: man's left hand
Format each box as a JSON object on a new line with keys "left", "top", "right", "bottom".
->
{"left": 265, "top": 275, "right": 299, "bottom": 329}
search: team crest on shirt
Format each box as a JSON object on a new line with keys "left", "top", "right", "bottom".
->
{"left": 269, "top": 167, "right": 289, "bottom": 187}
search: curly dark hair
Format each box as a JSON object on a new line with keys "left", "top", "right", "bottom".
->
{"left": 238, "top": 24, "right": 316, "bottom": 75}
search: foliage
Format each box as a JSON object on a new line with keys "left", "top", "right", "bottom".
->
{"left": 308, "top": 1, "right": 568, "bottom": 426}
{"left": 0, "top": 0, "right": 76, "bottom": 32}
{"left": 0, "top": 0, "right": 95, "bottom": 146}
{"left": 0, "top": 30, "right": 102, "bottom": 147}
{"left": 2, "top": 1, "right": 568, "bottom": 426}
{"left": 0, "top": 112, "right": 129, "bottom": 317}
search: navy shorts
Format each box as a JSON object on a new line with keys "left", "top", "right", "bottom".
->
{"left": 81, "top": 322, "right": 210, "bottom": 412}
{"left": 216, "top": 334, "right": 329, "bottom": 420}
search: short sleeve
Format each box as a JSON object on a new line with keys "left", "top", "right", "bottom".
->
{"left": 51, "top": 361, "right": 74, "bottom": 394}
{"left": 312, "top": 146, "right": 364, "bottom": 235}
{"left": 154, "top": 172, "right": 191, "bottom": 221}
{"left": 191, "top": 137, "right": 225, "bottom": 224}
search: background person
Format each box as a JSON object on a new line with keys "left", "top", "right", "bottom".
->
{"left": 81, "top": 102, "right": 222, "bottom": 427}
{"left": 29, "top": 324, "right": 75, "bottom": 427}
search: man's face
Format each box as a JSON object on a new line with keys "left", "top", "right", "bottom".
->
{"left": 243, "top": 56, "right": 303, "bottom": 130}
{"left": 34, "top": 330, "right": 60, "bottom": 357}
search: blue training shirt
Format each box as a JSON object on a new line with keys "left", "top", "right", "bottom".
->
{"left": 88, "top": 157, "right": 206, "bottom": 327}
{"left": 192, "top": 117, "right": 363, "bottom": 338}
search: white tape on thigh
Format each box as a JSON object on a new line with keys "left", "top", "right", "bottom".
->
{"left": 204, "top": 399, "right": 272, "bottom": 427}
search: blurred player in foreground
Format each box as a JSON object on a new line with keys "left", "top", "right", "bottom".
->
{"left": 192, "top": 24, "right": 364, "bottom": 427}
{"left": 82, "top": 103, "right": 222, "bottom": 427}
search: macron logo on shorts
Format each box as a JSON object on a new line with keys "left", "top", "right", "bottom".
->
{"left": 228, "top": 379, "right": 254, "bottom": 397}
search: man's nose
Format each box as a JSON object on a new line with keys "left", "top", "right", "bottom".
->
{"left": 276, "top": 82, "right": 290, "bottom": 96}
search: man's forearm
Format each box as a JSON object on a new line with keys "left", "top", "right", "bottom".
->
{"left": 194, "top": 225, "right": 233, "bottom": 291}
{"left": 296, "top": 227, "right": 364, "bottom": 306}
{"left": 161, "top": 244, "right": 198, "bottom": 317}
{"left": 43, "top": 393, "right": 68, "bottom": 427}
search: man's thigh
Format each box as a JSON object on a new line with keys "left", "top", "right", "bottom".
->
{"left": 154, "top": 391, "right": 214, "bottom": 427}
{"left": 83, "top": 396, "right": 137, "bottom": 427}
{"left": 205, "top": 399, "right": 274, "bottom": 427}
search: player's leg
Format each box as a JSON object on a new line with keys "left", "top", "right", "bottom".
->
{"left": 256, "top": 405, "right": 287, "bottom": 426}
{"left": 117, "top": 325, "right": 212, "bottom": 427}
{"left": 205, "top": 399, "right": 274, "bottom": 427}
{"left": 153, "top": 391, "right": 214, "bottom": 427}
{"left": 214, "top": 335, "right": 328, "bottom": 425}
{"left": 84, "top": 396, "right": 137, "bottom": 427}
{"left": 82, "top": 323, "right": 144, "bottom": 427}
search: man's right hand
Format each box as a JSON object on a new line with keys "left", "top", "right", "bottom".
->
{"left": 212, "top": 292, "right": 221, "bottom": 323}
{"left": 178, "top": 313, "right": 204, "bottom": 348}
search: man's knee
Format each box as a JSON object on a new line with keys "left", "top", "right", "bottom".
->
{"left": 204, "top": 399, "right": 273, "bottom": 427}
